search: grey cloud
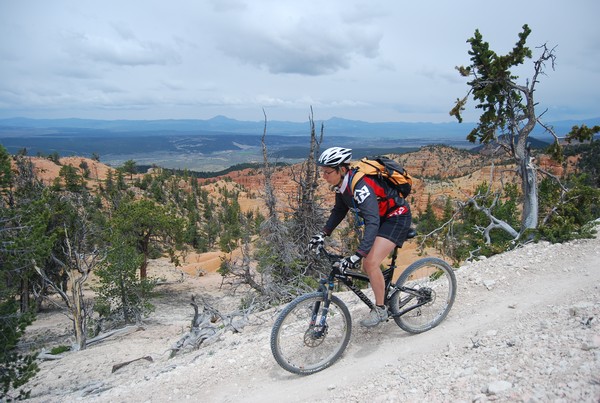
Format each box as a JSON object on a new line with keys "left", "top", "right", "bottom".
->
{"left": 111, "top": 22, "right": 137, "bottom": 42}
{"left": 60, "top": 30, "right": 181, "bottom": 67}
{"left": 218, "top": 26, "right": 382, "bottom": 76}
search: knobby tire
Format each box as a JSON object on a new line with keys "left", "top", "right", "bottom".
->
{"left": 389, "top": 257, "right": 456, "bottom": 333}
{"left": 270, "top": 292, "right": 352, "bottom": 375}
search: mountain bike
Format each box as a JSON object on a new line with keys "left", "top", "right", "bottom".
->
{"left": 270, "top": 230, "right": 457, "bottom": 375}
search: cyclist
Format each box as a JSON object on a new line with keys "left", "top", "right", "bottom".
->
{"left": 309, "top": 147, "right": 412, "bottom": 327}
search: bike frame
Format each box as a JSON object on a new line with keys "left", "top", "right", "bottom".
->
{"left": 315, "top": 246, "right": 431, "bottom": 321}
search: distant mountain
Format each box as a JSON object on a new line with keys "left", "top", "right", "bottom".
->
{"left": 1, "top": 115, "right": 598, "bottom": 139}
{"left": 0, "top": 116, "right": 477, "bottom": 138}
{"left": 0, "top": 116, "right": 473, "bottom": 138}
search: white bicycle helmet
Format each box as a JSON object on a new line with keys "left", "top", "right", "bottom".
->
{"left": 317, "top": 147, "right": 352, "bottom": 167}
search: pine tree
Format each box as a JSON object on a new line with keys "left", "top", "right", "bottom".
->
{"left": 417, "top": 194, "right": 440, "bottom": 235}
{"left": 94, "top": 238, "right": 155, "bottom": 324}
{"left": 111, "top": 199, "right": 184, "bottom": 278}
{"left": 0, "top": 146, "right": 48, "bottom": 398}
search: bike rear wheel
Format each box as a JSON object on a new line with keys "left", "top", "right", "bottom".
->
{"left": 389, "top": 257, "right": 456, "bottom": 334}
{"left": 270, "top": 292, "right": 352, "bottom": 375}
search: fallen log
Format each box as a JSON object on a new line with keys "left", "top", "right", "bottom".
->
{"left": 86, "top": 325, "right": 144, "bottom": 347}
{"left": 112, "top": 356, "right": 154, "bottom": 373}
{"left": 37, "top": 350, "right": 65, "bottom": 361}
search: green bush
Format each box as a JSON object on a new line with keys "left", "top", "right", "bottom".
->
{"left": 537, "top": 174, "right": 599, "bottom": 243}
{"left": 49, "top": 345, "right": 70, "bottom": 355}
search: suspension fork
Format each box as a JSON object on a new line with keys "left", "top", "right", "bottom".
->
{"left": 310, "top": 280, "right": 335, "bottom": 334}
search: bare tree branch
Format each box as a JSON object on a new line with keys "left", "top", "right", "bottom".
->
{"left": 169, "top": 294, "right": 255, "bottom": 358}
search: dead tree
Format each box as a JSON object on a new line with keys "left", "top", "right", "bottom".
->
{"left": 34, "top": 196, "right": 106, "bottom": 351}
{"left": 218, "top": 108, "right": 329, "bottom": 307}
{"left": 287, "top": 108, "right": 326, "bottom": 246}
{"left": 169, "top": 295, "right": 253, "bottom": 358}
{"left": 261, "top": 108, "right": 278, "bottom": 221}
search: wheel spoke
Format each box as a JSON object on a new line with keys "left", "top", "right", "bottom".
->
{"left": 271, "top": 293, "right": 352, "bottom": 374}
{"left": 389, "top": 258, "right": 456, "bottom": 333}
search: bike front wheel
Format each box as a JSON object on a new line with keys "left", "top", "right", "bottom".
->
{"left": 270, "top": 292, "right": 352, "bottom": 375}
{"left": 389, "top": 257, "right": 456, "bottom": 334}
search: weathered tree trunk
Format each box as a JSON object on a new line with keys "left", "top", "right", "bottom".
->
{"left": 520, "top": 155, "right": 538, "bottom": 232}
{"left": 261, "top": 110, "right": 277, "bottom": 221}
{"left": 139, "top": 254, "right": 148, "bottom": 279}
{"left": 120, "top": 278, "right": 132, "bottom": 323}
{"left": 139, "top": 234, "right": 151, "bottom": 279}
{"left": 20, "top": 277, "right": 29, "bottom": 313}
{"left": 515, "top": 98, "right": 539, "bottom": 234}
{"left": 71, "top": 274, "right": 88, "bottom": 350}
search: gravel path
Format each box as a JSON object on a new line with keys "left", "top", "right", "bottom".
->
{"left": 24, "top": 232, "right": 600, "bottom": 402}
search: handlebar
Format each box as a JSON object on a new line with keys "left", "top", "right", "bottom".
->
{"left": 314, "top": 245, "right": 343, "bottom": 266}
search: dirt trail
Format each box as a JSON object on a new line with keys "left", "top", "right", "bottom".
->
{"left": 22, "top": 232, "right": 600, "bottom": 402}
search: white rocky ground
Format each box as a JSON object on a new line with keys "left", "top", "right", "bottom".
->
{"left": 20, "top": 230, "right": 600, "bottom": 403}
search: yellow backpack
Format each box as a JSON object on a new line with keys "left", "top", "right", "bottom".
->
{"left": 350, "top": 156, "right": 413, "bottom": 198}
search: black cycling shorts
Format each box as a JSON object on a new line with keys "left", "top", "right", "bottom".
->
{"left": 378, "top": 211, "right": 412, "bottom": 247}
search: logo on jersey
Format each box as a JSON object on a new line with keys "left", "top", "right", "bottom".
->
{"left": 354, "top": 185, "right": 371, "bottom": 204}
{"left": 387, "top": 205, "right": 408, "bottom": 217}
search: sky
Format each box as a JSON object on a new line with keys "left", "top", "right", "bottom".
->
{"left": 1, "top": 0, "right": 599, "bottom": 124}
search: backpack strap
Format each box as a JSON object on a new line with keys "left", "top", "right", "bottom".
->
{"left": 350, "top": 167, "right": 364, "bottom": 193}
